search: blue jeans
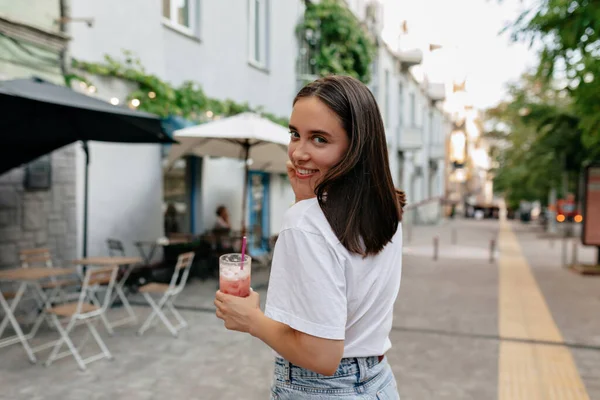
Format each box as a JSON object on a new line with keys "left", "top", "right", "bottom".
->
{"left": 270, "top": 356, "right": 400, "bottom": 399}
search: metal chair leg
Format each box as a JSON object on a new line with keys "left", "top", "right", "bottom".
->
{"left": 85, "top": 319, "right": 112, "bottom": 360}
{"left": 137, "top": 293, "right": 160, "bottom": 335}
{"left": 46, "top": 316, "right": 86, "bottom": 371}
{"left": 137, "top": 293, "right": 178, "bottom": 337}
{"left": 166, "top": 300, "right": 187, "bottom": 329}
{"left": 89, "top": 291, "right": 114, "bottom": 335}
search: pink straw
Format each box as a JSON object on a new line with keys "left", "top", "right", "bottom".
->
{"left": 240, "top": 236, "right": 247, "bottom": 270}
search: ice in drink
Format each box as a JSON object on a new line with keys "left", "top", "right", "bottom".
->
{"left": 219, "top": 254, "right": 251, "bottom": 297}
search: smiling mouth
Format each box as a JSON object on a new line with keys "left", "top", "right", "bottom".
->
{"left": 296, "top": 168, "right": 319, "bottom": 179}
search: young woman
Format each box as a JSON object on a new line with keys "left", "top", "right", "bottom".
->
{"left": 215, "top": 75, "right": 405, "bottom": 399}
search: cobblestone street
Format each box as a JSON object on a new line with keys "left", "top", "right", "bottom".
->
{"left": 1, "top": 218, "right": 599, "bottom": 399}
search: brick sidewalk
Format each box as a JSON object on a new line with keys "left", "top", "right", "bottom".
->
{"left": 1, "top": 217, "right": 599, "bottom": 399}
{"left": 511, "top": 221, "right": 600, "bottom": 398}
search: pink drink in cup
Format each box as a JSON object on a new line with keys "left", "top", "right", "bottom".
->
{"left": 219, "top": 253, "right": 251, "bottom": 297}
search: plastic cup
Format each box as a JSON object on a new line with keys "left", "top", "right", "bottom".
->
{"left": 219, "top": 253, "right": 251, "bottom": 297}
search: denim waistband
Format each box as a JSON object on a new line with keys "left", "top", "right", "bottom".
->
{"left": 274, "top": 356, "right": 383, "bottom": 380}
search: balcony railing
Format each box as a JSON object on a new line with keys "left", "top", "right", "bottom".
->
{"left": 398, "top": 125, "right": 423, "bottom": 150}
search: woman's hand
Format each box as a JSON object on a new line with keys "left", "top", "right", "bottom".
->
{"left": 286, "top": 160, "right": 317, "bottom": 203}
{"left": 214, "top": 290, "right": 261, "bottom": 333}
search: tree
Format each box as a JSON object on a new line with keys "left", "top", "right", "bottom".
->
{"left": 296, "top": 0, "right": 376, "bottom": 84}
{"left": 505, "top": 0, "right": 600, "bottom": 149}
{"left": 485, "top": 74, "right": 595, "bottom": 209}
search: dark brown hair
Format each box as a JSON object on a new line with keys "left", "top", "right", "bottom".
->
{"left": 216, "top": 205, "right": 227, "bottom": 217}
{"left": 294, "top": 75, "right": 406, "bottom": 256}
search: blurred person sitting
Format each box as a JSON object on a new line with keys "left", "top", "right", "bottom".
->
{"left": 213, "top": 205, "right": 231, "bottom": 233}
{"left": 213, "top": 205, "right": 233, "bottom": 252}
{"left": 164, "top": 203, "right": 179, "bottom": 236}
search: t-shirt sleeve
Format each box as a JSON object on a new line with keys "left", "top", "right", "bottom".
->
{"left": 264, "top": 227, "right": 347, "bottom": 340}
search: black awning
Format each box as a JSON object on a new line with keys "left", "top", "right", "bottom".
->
{"left": 0, "top": 77, "right": 175, "bottom": 174}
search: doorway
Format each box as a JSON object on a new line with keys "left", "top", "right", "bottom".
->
{"left": 247, "top": 171, "right": 270, "bottom": 255}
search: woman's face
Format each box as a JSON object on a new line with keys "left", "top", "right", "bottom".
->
{"left": 220, "top": 208, "right": 228, "bottom": 219}
{"left": 288, "top": 97, "right": 350, "bottom": 192}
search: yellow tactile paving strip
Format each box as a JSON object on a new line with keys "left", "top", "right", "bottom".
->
{"left": 498, "top": 221, "right": 590, "bottom": 399}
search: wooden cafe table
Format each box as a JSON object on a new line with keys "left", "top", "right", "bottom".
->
{"left": 71, "top": 257, "right": 143, "bottom": 333}
{"left": 0, "top": 267, "right": 77, "bottom": 363}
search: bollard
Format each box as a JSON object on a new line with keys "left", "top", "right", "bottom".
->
{"left": 489, "top": 239, "right": 496, "bottom": 263}
{"left": 451, "top": 228, "right": 457, "bottom": 245}
{"left": 561, "top": 233, "right": 568, "bottom": 268}
{"left": 571, "top": 239, "right": 578, "bottom": 267}
{"left": 433, "top": 236, "right": 439, "bottom": 261}
{"left": 406, "top": 225, "right": 412, "bottom": 244}
{"left": 549, "top": 237, "right": 554, "bottom": 248}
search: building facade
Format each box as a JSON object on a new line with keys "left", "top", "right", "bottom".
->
{"left": 0, "top": 1, "right": 77, "bottom": 269}
{"left": 0, "top": 0, "right": 453, "bottom": 268}
{"left": 69, "top": 0, "right": 302, "bottom": 256}
{"left": 348, "top": 0, "right": 451, "bottom": 222}
{"left": 68, "top": 0, "right": 452, "bottom": 257}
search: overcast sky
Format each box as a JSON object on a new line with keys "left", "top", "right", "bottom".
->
{"left": 380, "top": 0, "right": 539, "bottom": 110}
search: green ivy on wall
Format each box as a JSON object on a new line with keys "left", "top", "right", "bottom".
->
{"left": 69, "top": 51, "right": 289, "bottom": 127}
{"left": 296, "top": 0, "right": 376, "bottom": 84}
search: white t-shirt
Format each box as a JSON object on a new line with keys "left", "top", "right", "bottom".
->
{"left": 264, "top": 197, "right": 403, "bottom": 358}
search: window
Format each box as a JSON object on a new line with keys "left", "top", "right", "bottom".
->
{"left": 369, "top": 57, "right": 379, "bottom": 100}
{"left": 398, "top": 83, "right": 404, "bottom": 127}
{"left": 384, "top": 69, "right": 390, "bottom": 127}
{"left": 409, "top": 93, "right": 416, "bottom": 127}
{"left": 249, "top": 0, "right": 269, "bottom": 68}
{"left": 163, "top": 0, "right": 196, "bottom": 35}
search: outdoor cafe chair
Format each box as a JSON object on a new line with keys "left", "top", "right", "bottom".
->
{"left": 0, "top": 248, "right": 79, "bottom": 335}
{"left": 107, "top": 239, "right": 126, "bottom": 257}
{"left": 20, "top": 248, "right": 80, "bottom": 303}
{"left": 137, "top": 252, "right": 194, "bottom": 337}
{"left": 43, "top": 265, "right": 118, "bottom": 371}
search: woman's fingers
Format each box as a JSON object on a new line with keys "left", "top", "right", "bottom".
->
{"left": 286, "top": 160, "right": 296, "bottom": 179}
{"left": 215, "top": 290, "right": 231, "bottom": 303}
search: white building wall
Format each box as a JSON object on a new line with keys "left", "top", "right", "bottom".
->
{"left": 269, "top": 174, "right": 296, "bottom": 234}
{"left": 380, "top": 47, "right": 400, "bottom": 184}
{"left": 69, "top": 0, "right": 301, "bottom": 250}
{"left": 161, "top": 0, "right": 301, "bottom": 117}
{"left": 201, "top": 158, "right": 245, "bottom": 232}
{"left": 75, "top": 143, "right": 164, "bottom": 257}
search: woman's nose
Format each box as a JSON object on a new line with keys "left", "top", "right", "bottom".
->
{"left": 291, "top": 143, "right": 310, "bottom": 162}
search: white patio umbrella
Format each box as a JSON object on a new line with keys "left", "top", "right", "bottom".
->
{"left": 166, "top": 112, "right": 290, "bottom": 233}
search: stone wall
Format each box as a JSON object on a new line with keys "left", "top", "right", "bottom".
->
{"left": 0, "top": 145, "right": 77, "bottom": 269}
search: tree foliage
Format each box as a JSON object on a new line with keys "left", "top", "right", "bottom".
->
{"left": 485, "top": 74, "right": 597, "bottom": 209}
{"left": 70, "top": 51, "right": 289, "bottom": 126}
{"left": 297, "top": 0, "right": 376, "bottom": 83}
{"left": 506, "top": 0, "right": 600, "bottom": 149}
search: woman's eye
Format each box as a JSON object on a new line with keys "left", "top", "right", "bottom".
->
{"left": 289, "top": 131, "right": 300, "bottom": 139}
{"left": 313, "top": 136, "right": 327, "bottom": 144}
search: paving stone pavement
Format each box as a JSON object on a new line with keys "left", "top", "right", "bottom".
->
{"left": 1, "top": 218, "right": 599, "bottom": 399}
{"left": 510, "top": 222, "right": 600, "bottom": 399}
